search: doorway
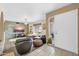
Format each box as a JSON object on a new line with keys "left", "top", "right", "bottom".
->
{"left": 49, "top": 17, "right": 54, "bottom": 45}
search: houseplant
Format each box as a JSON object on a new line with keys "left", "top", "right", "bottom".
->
{"left": 47, "top": 37, "right": 52, "bottom": 44}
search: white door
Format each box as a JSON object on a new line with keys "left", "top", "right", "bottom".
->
{"left": 53, "top": 9, "right": 78, "bottom": 54}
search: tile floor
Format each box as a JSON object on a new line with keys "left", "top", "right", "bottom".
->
{"left": 26, "top": 44, "right": 55, "bottom": 56}
{"left": 2, "top": 44, "right": 77, "bottom": 56}
{"left": 26, "top": 44, "right": 77, "bottom": 56}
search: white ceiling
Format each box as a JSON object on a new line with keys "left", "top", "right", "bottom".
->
{"left": 0, "top": 3, "right": 70, "bottom": 23}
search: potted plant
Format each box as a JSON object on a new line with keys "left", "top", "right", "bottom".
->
{"left": 47, "top": 37, "right": 52, "bottom": 45}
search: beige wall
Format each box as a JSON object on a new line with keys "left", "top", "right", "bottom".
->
{"left": 0, "top": 12, "right": 4, "bottom": 41}
{"left": 0, "top": 11, "right": 4, "bottom": 54}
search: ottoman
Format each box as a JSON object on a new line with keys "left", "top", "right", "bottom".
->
{"left": 33, "top": 39, "right": 43, "bottom": 47}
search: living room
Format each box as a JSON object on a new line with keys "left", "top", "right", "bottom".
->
{"left": 0, "top": 3, "right": 79, "bottom": 56}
